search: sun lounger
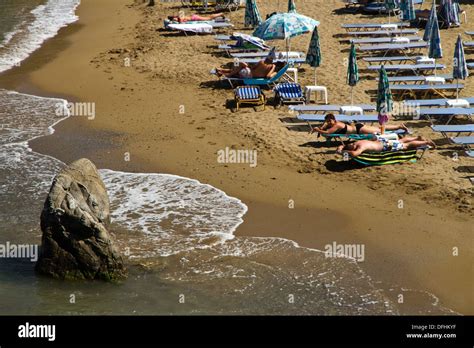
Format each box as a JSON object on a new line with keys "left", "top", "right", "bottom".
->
{"left": 403, "top": 97, "right": 474, "bottom": 107}
{"left": 450, "top": 136, "right": 474, "bottom": 152}
{"left": 221, "top": 64, "right": 290, "bottom": 88}
{"left": 351, "top": 36, "right": 422, "bottom": 45}
{"left": 466, "top": 31, "right": 474, "bottom": 37}
{"left": 342, "top": 23, "right": 410, "bottom": 32}
{"left": 431, "top": 125, "right": 474, "bottom": 138}
{"left": 367, "top": 64, "right": 446, "bottom": 74}
{"left": 230, "top": 51, "right": 304, "bottom": 59}
{"left": 390, "top": 84, "right": 463, "bottom": 99}
{"left": 464, "top": 42, "right": 474, "bottom": 48}
{"left": 239, "top": 57, "right": 306, "bottom": 65}
{"left": 297, "top": 114, "right": 379, "bottom": 123}
{"left": 414, "top": 108, "right": 474, "bottom": 123}
{"left": 350, "top": 148, "right": 427, "bottom": 166}
{"left": 168, "top": 23, "right": 214, "bottom": 34}
{"left": 359, "top": 42, "right": 428, "bottom": 53}
{"left": 384, "top": 75, "right": 453, "bottom": 84}
{"left": 274, "top": 83, "right": 305, "bottom": 105}
{"left": 346, "top": 29, "right": 419, "bottom": 37}
{"left": 289, "top": 104, "right": 376, "bottom": 114}
{"left": 468, "top": 63, "right": 474, "bottom": 70}
{"left": 363, "top": 56, "right": 424, "bottom": 65}
{"left": 234, "top": 86, "right": 266, "bottom": 111}
{"left": 218, "top": 44, "right": 266, "bottom": 53}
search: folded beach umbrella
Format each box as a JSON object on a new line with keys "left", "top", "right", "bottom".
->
{"left": 423, "top": 1, "right": 436, "bottom": 42}
{"left": 253, "top": 12, "right": 319, "bottom": 58}
{"left": 400, "top": 0, "right": 416, "bottom": 21}
{"left": 306, "top": 26, "right": 322, "bottom": 85}
{"left": 347, "top": 42, "right": 359, "bottom": 105}
{"left": 438, "top": 0, "right": 460, "bottom": 28}
{"left": 428, "top": 8, "right": 443, "bottom": 75}
{"left": 453, "top": 34, "right": 469, "bottom": 100}
{"left": 385, "top": 0, "right": 399, "bottom": 23}
{"left": 244, "top": 0, "right": 262, "bottom": 28}
{"left": 288, "top": 0, "right": 297, "bottom": 13}
{"left": 377, "top": 66, "right": 393, "bottom": 133}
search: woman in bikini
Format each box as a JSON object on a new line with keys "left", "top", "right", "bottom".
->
{"left": 310, "top": 114, "right": 408, "bottom": 136}
{"left": 168, "top": 13, "right": 225, "bottom": 23}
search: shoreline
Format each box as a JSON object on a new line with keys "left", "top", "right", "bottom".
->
{"left": 0, "top": 0, "right": 472, "bottom": 314}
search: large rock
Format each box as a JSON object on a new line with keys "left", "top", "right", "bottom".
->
{"left": 36, "top": 159, "right": 127, "bottom": 281}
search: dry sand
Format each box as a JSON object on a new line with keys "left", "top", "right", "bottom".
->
{"left": 0, "top": 0, "right": 472, "bottom": 314}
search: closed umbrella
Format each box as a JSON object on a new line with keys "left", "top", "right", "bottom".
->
{"left": 423, "top": 1, "right": 437, "bottom": 42}
{"left": 439, "top": 0, "right": 460, "bottom": 28}
{"left": 244, "top": 0, "right": 262, "bottom": 28}
{"left": 288, "top": 0, "right": 297, "bottom": 13}
{"left": 428, "top": 8, "right": 443, "bottom": 76}
{"left": 385, "top": 0, "right": 399, "bottom": 23}
{"left": 347, "top": 42, "right": 359, "bottom": 106}
{"left": 377, "top": 65, "right": 393, "bottom": 134}
{"left": 453, "top": 34, "right": 469, "bottom": 100}
{"left": 306, "top": 27, "right": 322, "bottom": 85}
{"left": 400, "top": 0, "right": 415, "bottom": 21}
{"left": 253, "top": 12, "right": 319, "bottom": 59}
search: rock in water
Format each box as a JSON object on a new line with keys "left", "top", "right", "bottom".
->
{"left": 36, "top": 159, "right": 127, "bottom": 281}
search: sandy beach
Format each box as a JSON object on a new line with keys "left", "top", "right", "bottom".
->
{"left": 0, "top": 0, "right": 472, "bottom": 314}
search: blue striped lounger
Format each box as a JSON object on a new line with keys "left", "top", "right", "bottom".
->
{"left": 234, "top": 86, "right": 265, "bottom": 111}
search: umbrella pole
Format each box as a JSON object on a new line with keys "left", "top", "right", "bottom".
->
{"left": 314, "top": 68, "right": 317, "bottom": 86}
{"left": 286, "top": 37, "right": 290, "bottom": 63}
{"left": 456, "top": 78, "right": 459, "bottom": 100}
{"left": 350, "top": 86, "right": 354, "bottom": 106}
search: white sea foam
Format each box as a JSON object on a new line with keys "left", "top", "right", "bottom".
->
{"left": 0, "top": 0, "right": 81, "bottom": 73}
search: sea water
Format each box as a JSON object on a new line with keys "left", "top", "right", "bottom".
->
{"left": 0, "top": 0, "right": 454, "bottom": 315}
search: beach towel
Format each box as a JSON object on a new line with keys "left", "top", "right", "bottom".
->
{"left": 351, "top": 150, "right": 422, "bottom": 166}
{"left": 167, "top": 23, "right": 213, "bottom": 34}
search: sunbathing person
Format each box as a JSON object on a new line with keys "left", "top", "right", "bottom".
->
{"left": 336, "top": 136, "right": 436, "bottom": 157}
{"left": 168, "top": 13, "right": 225, "bottom": 23}
{"left": 215, "top": 57, "right": 276, "bottom": 79}
{"left": 311, "top": 114, "right": 408, "bottom": 136}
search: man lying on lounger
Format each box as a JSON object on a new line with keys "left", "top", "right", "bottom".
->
{"left": 311, "top": 114, "right": 408, "bottom": 136}
{"left": 215, "top": 49, "right": 277, "bottom": 79}
{"left": 336, "top": 136, "right": 436, "bottom": 157}
{"left": 168, "top": 13, "right": 225, "bottom": 23}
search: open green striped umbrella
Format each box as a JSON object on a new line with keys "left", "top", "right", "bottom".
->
{"left": 423, "top": 1, "right": 436, "bottom": 42}
{"left": 288, "top": 0, "right": 297, "bottom": 13}
{"left": 347, "top": 42, "right": 359, "bottom": 105}
{"left": 306, "top": 27, "right": 322, "bottom": 85}
{"left": 401, "top": 0, "right": 415, "bottom": 21}
{"left": 453, "top": 34, "right": 469, "bottom": 99}
{"left": 244, "top": 0, "right": 262, "bottom": 28}
{"left": 377, "top": 65, "right": 393, "bottom": 133}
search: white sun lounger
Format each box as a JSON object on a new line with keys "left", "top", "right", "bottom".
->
{"left": 342, "top": 22, "right": 410, "bottom": 32}
{"left": 346, "top": 29, "right": 419, "bottom": 37}
{"left": 431, "top": 125, "right": 474, "bottom": 138}
{"left": 367, "top": 64, "right": 446, "bottom": 74}
{"left": 363, "top": 56, "right": 425, "bottom": 65}
{"left": 359, "top": 42, "right": 428, "bottom": 53}
{"left": 231, "top": 51, "right": 304, "bottom": 59}
{"left": 390, "top": 84, "right": 463, "bottom": 99}
{"left": 351, "top": 36, "right": 421, "bottom": 45}
{"left": 464, "top": 41, "right": 474, "bottom": 48}
{"left": 404, "top": 97, "right": 474, "bottom": 107}
{"left": 466, "top": 31, "right": 474, "bottom": 37}
{"left": 289, "top": 104, "right": 376, "bottom": 114}
{"left": 168, "top": 23, "right": 214, "bottom": 34}
{"left": 383, "top": 75, "right": 453, "bottom": 84}
{"left": 413, "top": 108, "right": 474, "bottom": 123}
{"left": 297, "top": 114, "right": 379, "bottom": 123}
{"left": 468, "top": 63, "right": 474, "bottom": 70}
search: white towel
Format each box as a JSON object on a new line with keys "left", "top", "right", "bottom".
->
{"left": 168, "top": 23, "right": 213, "bottom": 34}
